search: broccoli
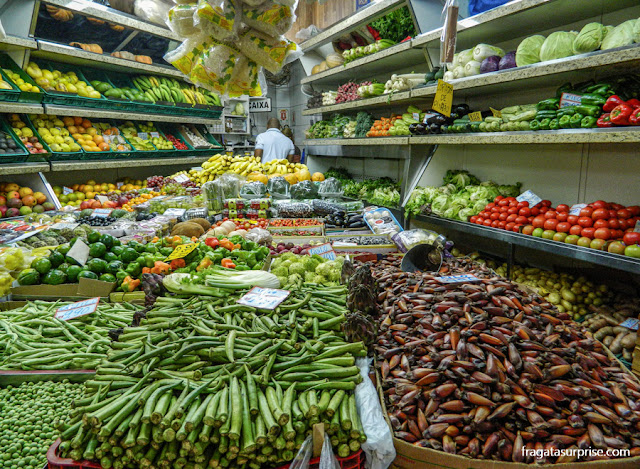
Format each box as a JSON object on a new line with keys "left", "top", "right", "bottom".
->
{"left": 41, "top": 236, "right": 59, "bottom": 246}
{"left": 288, "top": 262, "right": 306, "bottom": 276}
{"left": 271, "top": 266, "right": 289, "bottom": 278}
{"left": 276, "top": 276, "right": 287, "bottom": 287}
{"left": 55, "top": 235, "right": 67, "bottom": 244}
{"left": 24, "top": 237, "right": 38, "bottom": 246}
{"left": 302, "top": 257, "right": 321, "bottom": 272}
{"left": 287, "top": 273, "right": 303, "bottom": 286}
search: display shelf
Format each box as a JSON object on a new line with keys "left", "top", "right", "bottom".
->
{"left": 0, "top": 102, "right": 44, "bottom": 114}
{"left": 44, "top": 105, "right": 218, "bottom": 124}
{"left": 43, "top": 0, "right": 180, "bottom": 41}
{"left": 33, "top": 41, "right": 183, "bottom": 78}
{"left": 50, "top": 156, "right": 213, "bottom": 171}
{"left": 305, "top": 137, "right": 409, "bottom": 146}
{"left": 299, "top": 0, "right": 407, "bottom": 52}
{"left": 0, "top": 35, "right": 37, "bottom": 51}
{"left": 301, "top": 42, "right": 426, "bottom": 87}
{"left": 414, "top": 214, "right": 640, "bottom": 275}
{"left": 0, "top": 162, "right": 49, "bottom": 174}
{"left": 302, "top": 91, "right": 411, "bottom": 116}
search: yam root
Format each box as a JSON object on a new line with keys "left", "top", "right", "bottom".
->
{"left": 171, "top": 222, "right": 204, "bottom": 238}
{"left": 603, "top": 335, "right": 615, "bottom": 347}
{"left": 593, "top": 326, "right": 613, "bottom": 341}
{"left": 609, "top": 331, "right": 628, "bottom": 354}
{"left": 621, "top": 333, "right": 637, "bottom": 350}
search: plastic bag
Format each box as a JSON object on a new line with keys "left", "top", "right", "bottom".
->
{"left": 164, "top": 34, "right": 210, "bottom": 76}
{"left": 134, "top": 0, "right": 173, "bottom": 25}
{"left": 274, "top": 202, "right": 313, "bottom": 218}
{"left": 242, "top": 1, "right": 296, "bottom": 37}
{"left": 291, "top": 180, "right": 318, "bottom": 200}
{"left": 245, "top": 227, "right": 272, "bottom": 245}
{"left": 295, "top": 24, "right": 320, "bottom": 42}
{"left": 241, "top": 0, "right": 267, "bottom": 6}
{"left": 226, "top": 56, "right": 264, "bottom": 97}
{"left": 237, "top": 28, "right": 301, "bottom": 73}
{"left": 195, "top": 0, "right": 239, "bottom": 42}
{"left": 240, "top": 181, "right": 267, "bottom": 198}
{"left": 267, "top": 176, "right": 291, "bottom": 198}
{"left": 289, "top": 434, "right": 340, "bottom": 469}
{"left": 191, "top": 43, "right": 239, "bottom": 94}
{"left": 355, "top": 357, "right": 397, "bottom": 469}
{"left": 317, "top": 177, "right": 343, "bottom": 197}
{"left": 167, "top": 3, "right": 201, "bottom": 37}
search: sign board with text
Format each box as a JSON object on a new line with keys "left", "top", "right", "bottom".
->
{"left": 249, "top": 98, "right": 272, "bottom": 113}
{"left": 238, "top": 287, "right": 290, "bottom": 310}
{"left": 55, "top": 297, "right": 100, "bottom": 321}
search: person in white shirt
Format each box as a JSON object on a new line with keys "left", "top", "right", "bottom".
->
{"left": 254, "top": 118, "right": 295, "bottom": 163}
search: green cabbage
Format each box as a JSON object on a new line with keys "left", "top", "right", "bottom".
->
{"left": 455, "top": 49, "right": 474, "bottom": 66}
{"left": 605, "top": 25, "right": 614, "bottom": 38}
{"left": 516, "top": 35, "right": 545, "bottom": 66}
{"left": 601, "top": 20, "right": 636, "bottom": 50}
{"left": 540, "top": 31, "right": 577, "bottom": 62}
{"left": 632, "top": 20, "right": 640, "bottom": 43}
{"left": 573, "top": 23, "right": 606, "bottom": 54}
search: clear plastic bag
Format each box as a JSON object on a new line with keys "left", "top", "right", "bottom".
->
{"left": 291, "top": 180, "right": 318, "bottom": 200}
{"left": 167, "top": 3, "right": 201, "bottom": 37}
{"left": 203, "top": 174, "right": 243, "bottom": 211}
{"left": 295, "top": 24, "right": 320, "bottom": 42}
{"left": 317, "top": 177, "right": 343, "bottom": 197}
{"left": 240, "top": 181, "right": 267, "bottom": 198}
{"left": 134, "top": 0, "right": 174, "bottom": 26}
{"left": 195, "top": 0, "right": 239, "bottom": 42}
{"left": 192, "top": 43, "right": 239, "bottom": 94}
{"left": 241, "top": 1, "right": 297, "bottom": 37}
{"left": 274, "top": 202, "right": 313, "bottom": 218}
{"left": 237, "top": 28, "right": 302, "bottom": 73}
{"left": 164, "top": 34, "right": 210, "bottom": 76}
{"left": 289, "top": 434, "right": 340, "bottom": 469}
{"left": 267, "top": 176, "right": 291, "bottom": 198}
{"left": 245, "top": 227, "right": 272, "bottom": 245}
{"left": 226, "top": 56, "right": 264, "bottom": 98}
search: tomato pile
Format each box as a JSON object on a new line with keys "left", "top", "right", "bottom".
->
{"left": 268, "top": 218, "right": 321, "bottom": 227}
{"left": 164, "top": 134, "right": 188, "bottom": 150}
{"left": 214, "top": 217, "right": 269, "bottom": 230}
{"left": 469, "top": 196, "right": 640, "bottom": 258}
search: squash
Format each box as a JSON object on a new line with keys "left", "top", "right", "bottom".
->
{"left": 311, "top": 64, "right": 322, "bottom": 75}
{"left": 311, "top": 172, "right": 325, "bottom": 182}
{"left": 283, "top": 173, "right": 298, "bottom": 185}
{"left": 87, "top": 17, "right": 105, "bottom": 25}
{"left": 46, "top": 5, "right": 74, "bottom": 22}
{"left": 296, "top": 169, "right": 311, "bottom": 181}
{"left": 109, "top": 23, "right": 125, "bottom": 32}
{"left": 325, "top": 53, "right": 344, "bottom": 68}
{"left": 70, "top": 43, "right": 103, "bottom": 54}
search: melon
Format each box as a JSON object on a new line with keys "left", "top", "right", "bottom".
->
{"left": 283, "top": 173, "right": 298, "bottom": 185}
{"left": 296, "top": 169, "right": 311, "bottom": 181}
{"left": 311, "top": 172, "right": 325, "bottom": 182}
{"left": 248, "top": 172, "right": 268, "bottom": 185}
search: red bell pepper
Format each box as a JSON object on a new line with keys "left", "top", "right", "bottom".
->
{"left": 626, "top": 98, "right": 640, "bottom": 108}
{"left": 630, "top": 108, "right": 640, "bottom": 126}
{"left": 603, "top": 95, "right": 625, "bottom": 112}
{"left": 205, "top": 237, "right": 219, "bottom": 248}
{"left": 597, "top": 113, "right": 614, "bottom": 128}
{"left": 169, "top": 258, "right": 185, "bottom": 270}
{"left": 610, "top": 103, "right": 633, "bottom": 126}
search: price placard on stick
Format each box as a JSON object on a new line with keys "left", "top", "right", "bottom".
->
{"left": 433, "top": 80, "right": 453, "bottom": 117}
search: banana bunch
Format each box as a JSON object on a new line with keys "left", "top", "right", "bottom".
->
{"left": 169, "top": 170, "right": 191, "bottom": 182}
{"left": 131, "top": 75, "right": 221, "bottom": 106}
{"left": 228, "top": 156, "right": 263, "bottom": 176}
{"left": 190, "top": 154, "right": 232, "bottom": 185}
{"left": 263, "top": 159, "right": 306, "bottom": 175}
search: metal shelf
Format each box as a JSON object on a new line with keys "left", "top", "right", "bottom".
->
{"left": 50, "top": 156, "right": 213, "bottom": 171}
{"left": 0, "top": 162, "right": 49, "bottom": 175}
{"left": 414, "top": 214, "right": 640, "bottom": 275}
{"left": 44, "top": 105, "right": 218, "bottom": 124}
{"left": 43, "top": 0, "right": 179, "bottom": 41}
{"left": 305, "top": 137, "right": 409, "bottom": 146}
{"left": 34, "top": 41, "right": 183, "bottom": 78}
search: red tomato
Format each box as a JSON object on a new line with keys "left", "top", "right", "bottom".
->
{"left": 499, "top": 207, "right": 509, "bottom": 213}
{"left": 556, "top": 222, "right": 571, "bottom": 233}
{"left": 541, "top": 200, "right": 552, "bottom": 207}
{"left": 610, "top": 203, "right": 624, "bottom": 211}
{"left": 618, "top": 219, "right": 629, "bottom": 230}
{"left": 491, "top": 207, "right": 501, "bottom": 213}
{"left": 608, "top": 210, "right": 617, "bottom": 219}
{"left": 522, "top": 225, "right": 534, "bottom": 235}
{"left": 578, "top": 217, "right": 593, "bottom": 227}
{"left": 507, "top": 207, "right": 518, "bottom": 215}
{"left": 593, "top": 219, "right": 609, "bottom": 229}
{"left": 556, "top": 204, "right": 570, "bottom": 213}
{"left": 486, "top": 203, "right": 496, "bottom": 210}
{"left": 498, "top": 221, "right": 506, "bottom": 228}
{"left": 581, "top": 227, "right": 596, "bottom": 239}
{"left": 517, "top": 201, "right": 529, "bottom": 209}
{"left": 539, "top": 206, "right": 549, "bottom": 214}
{"left": 505, "top": 222, "right": 515, "bottom": 231}
{"left": 567, "top": 215, "right": 579, "bottom": 225}
{"left": 491, "top": 220, "right": 500, "bottom": 228}
{"left": 505, "top": 214, "right": 517, "bottom": 222}
{"left": 499, "top": 213, "right": 508, "bottom": 221}
{"left": 475, "top": 217, "right": 484, "bottom": 224}
{"left": 591, "top": 208, "right": 608, "bottom": 220}
{"left": 544, "top": 210, "right": 557, "bottom": 219}
{"left": 483, "top": 219, "right": 492, "bottom": 226}
{"left": 532, "top": 216, "right": 546, "bottom": 228}
{"left": 591, "top": 200, "right": 609, "bottom": 209}
{"left": 612, "top": 230, "right": 624, "bottom": 239}
{"left": 544, "top": 219, "right": 558, "bottom": 230}
{"left": 517, "top": 207, "right": 530, "bottom": 217}
{"left": 513, "top": 224, "right": 523, "bottom": 232}
{"left": 556, "top": 212, "right": 568, "bottom": 222}
{"left": 627, "top": 206, "right": 640, "bottom": 216}
{"left": 531, "top": 207, "right": 540, "bottom": 216}
{"left": 498, "top": 199, "right": 509, "bottom": 206}
{"left": 617, "top": 209, "right": 632, "bottom": 219}
{"left": 505, "top": 197, "right": 517, "bottom": 204}
{"left": 623, "top": 232, "right": 640, "bottom": 245}
{"left": 490, "top": 212, "right": 500, "bottom": 220}
{"left": 495, "top": 195, "right": 504, "bottom": 201}
{"left": 515, "top": 216, "right": 528, "bottom": 225}
{"left": 594, "top": 227, "right": 611, "bottom": 240}
{"left": 608, "top": 219, "right": 620, "bottom": 229}
{"left": 569, "top": 225, "right": 583, "bottom": 236}
{"left": 580, "top": 207, "right": 594, "bottom": 217}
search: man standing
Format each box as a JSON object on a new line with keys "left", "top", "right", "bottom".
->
{"left": 254, "top": 118, "right": 294, "bottom": 163}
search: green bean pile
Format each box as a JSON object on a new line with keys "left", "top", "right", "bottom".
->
{"left": 58, "top": 286, "right": 367, "bottom": 468}
{"left": 0, "top": 380, "right": 84, "bottom": 469}
{"left": 0, "top": 301, "right": 139, "bottom": 371}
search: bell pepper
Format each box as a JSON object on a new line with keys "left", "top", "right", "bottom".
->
{"left": 144, "top": 243, "right": 157, "bottom": 254}
{"left": 575, "top": 80, "right": 595, "bottom": 93}
{"left": 151, "top": 261, "right": 171, "bottom": 275}
{"left": 549, "top": 118, "right": 559, "bottom": 130}
{"left": 142, "top": 267, "right": 151, "bottom": 274}
{"left": 597, "top": 113, "right": 614, "bottom": 128}
{"left": 575, "top": 105, "right": 601, "bottom": 117}
{"left": 255, "top": 246, "right": 270, "bottom": 261}
{"left": 115, "top": 270, "right": 128, "bottom": 283}
{"left": 205, "top": 237, "right": 219, "bottom": 248}
{"left": 584, "top": 83, "right": 614, "bottom": 96}
{"left": 125, "top": 262, "right": 142, "bottom": 277}
{"left": 558, "top": 115, "right": 572, "bottom": 129}
{"left": 538, "top": 118, "right": 551, "bottom": 130}
{"left": 627, "top": 98, "right": 640, "bottom": 109}
{"left": 555, "top": 83, "right": 573, "bottom": 98}
{"left": 610, "top": 103, "right": 633, "bottom": 125}
{"left": 557, "top": 106, "right": 577, "bottom": 117}
{"left": 579, "top": 94, "right": 606, "bottom": 107}
{"left": 603, "top": 95, "right": 626, "bottom": 112}
{"left": 170, "top": 259, "right": 186, "bottom": 270}
{"left": 581, "top": 116, "right": 598, "bottom": 128}
{"left": 537, "top": 98, "right": 560, "bottom": 111}
{"left": 234, "top": 264, "right": 250, "bottom": 271}
{"left": 121, "top": 276, "right": 141, "bottom": 293}
{"left": 196, "top": 256, "right": 213, "bottom": 272}
{"left": 221, "top": 258, "right": 236, "bottom": 269}
{"left": 569, "top": 113, "right": 583, "bottom": 128}
{"left": 630, "top": 108, "right": 640, "bottom": 126}
{"left": 159, "top": 247, "right": 173, "bottom": 256}
{"left": 528, "top": 120, "right": 540, "bottom": 131}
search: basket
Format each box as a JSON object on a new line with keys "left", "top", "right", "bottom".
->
{"left": 275, "top": 449, "right": 365, "bottom": 469}
{"left": 35, "top": 59, "right": 108, "bottom": 109}
{"left": 0, "top": 117, "right": 30, "bottom": 164}
{"left": 155, "top": 123, "right": 196, "bottom": 156}
{"left": 0, "top": 54, "right": 44, "bottom": 103}
{"left": 23, "top": 114, "right": 84, "bottom": 162}
{"left": 47, "top": 439, "right": 101, "bottom": 469}
{"left": 80, "top": 67, "right": 131, "bottom": 111}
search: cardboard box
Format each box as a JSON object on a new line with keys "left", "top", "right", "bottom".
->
{"left": 11, "top": 278, "right": 116, "bottom": 300}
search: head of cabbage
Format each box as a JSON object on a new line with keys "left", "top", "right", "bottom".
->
{"left": 601, "top": 20, "right": 636, "bottom": 50}
{"left": 516, "top": 35, "right": 545, "bottom": 67}
{"left": 573, "top": 23, "right": 605, "bottom": 54}
{"left": 540, "top": 31, "right": 577, "bottom": 62}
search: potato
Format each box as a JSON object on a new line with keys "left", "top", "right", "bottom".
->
{"left": 593, "top": 326, "right": 613, "bottom": 341}
{"left": 621, "top": 332, "right": 637, "bottom": 350}
{"left": 603, "top": 335, "right": 615, "bottom": 347}
{"left": 609, "top": 331, "right": 627, "bottom": 354}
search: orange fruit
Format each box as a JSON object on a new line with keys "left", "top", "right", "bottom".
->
{"left": 93, "top": 135, "right": 104, "bottom": 144}
{"left": 98, "top": 142, "right": 109, "bottom": 151}
{"left": 73, "top": 116, "right": 83, "bottom": 126}
{"left": 81, "top": 119, "right": 92, "bottom": 128}
{"left": 63, "top": 117, "right": 74, "bottom": 127}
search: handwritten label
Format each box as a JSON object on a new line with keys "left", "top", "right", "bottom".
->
{"left": 174, "top": 174, "right": 190, "bottom": 183}
{"left": 138, "top": 132, "right": 148, "bottom": 140}
{"left": 150, "top": 132, "right": 160, "bottom": 138}
{"left": 490, "top": 107, "right": 502, "bottom": 118}
{"left": 432, "top": 80, "right": 453, "bottom": 117}
{"left": 237, "top": 287, "right": 291, "bottom": 310}
{"left": 569, "top": 204, "right": 587, "bottom": 216}
{"left": 91, "top": 208, "right": 112, "bottom": 218}
{"left": 559, "top": 92, "right": 582, "bottom": 108}
{"left": 66, "top": 238, "right": 90, "bottom": 266}
{"left": 63, "top": 186, "right": 74, "bottom": 195}
{"left": 164, "top": 208, "right": 186, "bottom": 218}
{"left": 620, "top": 318, "right": 640, "bottom": 331}
{"left": 96, "top": 195, "right": 109, "bottom": 204}
{"left": 308, "top": 243, "right": 337, "bottom": 260}
{"left": 117, "top": 182, "right": 124, "bottom": 189}
{"left": 437, "top": 274, "right": 481, "bottom": 284}
{"left": 516, "top": 190, "right": 542, "bottom": 208}
{"left": 468, "top": 111, "right": 483, "bottom": 122}
{"left": 412, "top": 113, "right": 420, "bottom": 122}
{"left": 165, "top": 243, "right": 198, "bottom": 261}
{"left": 56, "top": 297, "right": 100, "bottom": 321}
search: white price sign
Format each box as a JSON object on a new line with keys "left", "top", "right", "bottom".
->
{"left": 516, "top": 190, "right": 542, "bottom": 208}
{"left": 164, "top": 208, "right": 186, "bottom": 218}
{"left": 150, "top": 132, "right": 160, "bottom": 138}
{"left": 67, "top": 238, "right": 90, "bottom": 266}
{"left": 620, "top": 318, "right": 640, "bottom": 331}
{"left": 138, "top": 132, "right": 148, "bottom": 140}
{"left": 308, "top": 243, "right": 336, "bottom": 260}
{"left": 174, "top": 174, "right": 189, "bottom": 183}
{"left": 63, "top": 186, "right": 74, "bottom": 195}
{"left": 91, "top": 208, "right": 112, "bottom": 218}
{"left": 237, "top": 287, "right": 290, "bottom": 310}
{"left": 437, "top": 274, "right": 481, "bottom": 284}
{"left": 569, "top": 204, "right": 587, "bottom": 216}
{"left": 55, "top": 297, "right": 100, "bottom": 321}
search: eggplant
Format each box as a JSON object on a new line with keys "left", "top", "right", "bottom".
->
{"left": 415, "top": 123, "right": 428, "bottom": 135}
{"left": 429, "top": 123, "right": 442, "bottom": 133}
{"left": 409, "top": 123, "right": 419, "bottom": 134}
{"left": 453, "top": 104, "right": 470, "bottom": 115}
{"left": 427, "top": 114, "right": 447, "bottom": 125}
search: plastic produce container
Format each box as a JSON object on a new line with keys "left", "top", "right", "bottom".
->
{"left": 80, "top": 67, "right": 131, "bottom": 111}
{"left": 0, "top": 53, "right": 44, "bottom": 103}
{"left": 24, "top": 114, "right": 84, "bottom": 161}
{"left": 0, "top": 118, "right": 30, "bottom": 163}
{"left": 0, "top": 67, "right": 22, "bottom": 103}
{"left": 35, "top": 59, "right": 108, "bottom": 108}
{"left": 47, "top": 439, "right": 101, "bottom": 469}
{"left": 275, "top": 449, "right": 365, "bottom": 469}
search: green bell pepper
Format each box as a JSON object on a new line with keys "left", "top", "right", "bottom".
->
{"left": 536, "top": 110, "right": 557, "bottom": 120}
{"left": 255, "top": 246, "right": 270, "bottom": 261}
{"left": 159, "top": 247, "right": 173, "bottom": 256}
{"left": 549, "top": 119, "right": 559, "bottom": 130}
{"left": 558, "top": 115, "right": 572, "bottom": 129}
{"left": 575, "top": 105, "right": 602, "bottom": 117}
{"left": 528, "top": 120, "right": 540, "bottom": 131}
{"left": 555, "top": 83, "right": 573, "bottom": 98}
{"left": 580, "top": 94, "right": 606, "bottom": 107}
{"left": 570, "top": 113, "right": 584, "bottom": 128}
{"left": 120, "top": 248, "right": 138, "bottom": 263}
{"left": 537, "top": 98, "right": 560, "bottom": 111}
{"left": 557, "top": 106, "right": 577, "bottom": 117}
{"left": 115, "top": 270, "right": 128, "bottom": 283}
{"left": 125, "top": 262, "right": 142, "bottom": 277}
{"left": 145, "top": 243, "right": 157, "bottom": 254}
{"left": 234, "top": 265, "right": 250, "bottom": 271}
{"left": 581, "top": 116, "right": 598, "bottom": 128}
{"left": 538, "top": 118, "right": 551, "bottom": 130}
{"left": 585, "top": 83, "right": 614, "bottom": 96}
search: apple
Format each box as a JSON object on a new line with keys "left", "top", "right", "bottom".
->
{"left": 590, "top": 238, "right": 607, "bottom": 250}
{"left": 553, "top": 232, "right": 568, "bottom": 242}
{"left": 5, "top": 190, "right": 19, "bottom": 200}
{"left": 542, "top": 230, "right": 556, "bottom": 240}
{"left": 21, "top": 195, "right": 36, "bottom": 207}
{"left": 0, "top": 205, "right": 6, "bottom": 217}
{"left": 608, "top": 241, "right": 626, "bottom": 255}
{"left": 33, "top": 191, "right": 47, "bottom": 204}
{"left": 577, "top": 237, "right": 592, "bottom": 248}
{"left": 624, "top": 244, "right": 640, "bottom": 258}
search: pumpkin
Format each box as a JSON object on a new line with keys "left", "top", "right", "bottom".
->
{"left": 311, "top": 172, "right": 325, "bottom": 182}
{"left": 296, "top": 169, "right": 311, "bottom": 181}
{"left": 46, "top": 6, "right": 74, "bottom": 22}
{"left": 283, "top": 173, "right": 298, "bottom": 185}
{"left": 325, "top": 53, "right": 344, "bottom": 68}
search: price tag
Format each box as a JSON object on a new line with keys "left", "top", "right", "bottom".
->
{"left": 432, "top": 79, "right": 453, "bottom": 117}
{"left": 55, "top": 297, "right": 100, "bottom": 321}
{"left": 91, "top": 208, "right": 112, "bottom": 218}
{"left": 67, "top": 238, "right": 90, "bottom": 266}
{"left": 51, "top": 222, "right": 79, "bottom": 230}
{"left": 468, "top": 111, "right": 483, "bottom": 122}
{"left": 138, "top": 132, "right": 148, "bottom": 140}
{"left": 165, "top": 243, "right": 198, "bottom": 261}
{"left": 422, "top": 112, "right": 436, "bottom": 124}
{"left": 117, "top": 182, "right": 124, "bottom": 189}
{"left": 96, "top": 195, "right": 109, "bottom": 204}
{"left": 634, "top": 220, "right": 640, "bottom": 233}
{"left": 164, "top": 208, "right": 186, "bottom": 218}
{"left": 490, "top": 107, "right": 502, "bottom": 118}
{"left": 437, "top": 274, "right": 481, "bottom": 284}
{"left": 308, "top": 243, "right": 337, "bottom": 260}
{"left": 412, "top": 113, "right": 420, "bottom": 121}
{"left": 516, "top": 190, "right": 542, "bottom": 208}
{"left": 237, "top": 287, "right": 291, "bottom": 310}
{"left": 63, "top": 186, "right": 74, "bottom": 195}
{"left": 559, "top": 92, "right": 582, "bottom": 108}
{"left": 150, "top": 132, "right": 160, "bottom": 138}
{"left": 619, "top": 318, "right": 640, "bottom": 331}
{"left": 174, "top": 174, "right": 189, "bottom": 183}
{"left": 569, "top": 204, "right": 587, "bottom": 216}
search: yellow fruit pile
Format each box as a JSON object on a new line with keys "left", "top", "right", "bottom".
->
{"left": 26, "top": 62, "right": 101, "bottom": 98}
{"left": 122, "top": 192, "right": 159, "bottom": 212}
{"left": 28, "top": 114, "right": 81, "bottom": 153}
{"left": 3, "top": 69, "right": 40, "bottom": 93}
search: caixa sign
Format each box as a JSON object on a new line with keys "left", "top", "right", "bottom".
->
{"left": 249, "top": 97, "right": 272, "bottom": 112}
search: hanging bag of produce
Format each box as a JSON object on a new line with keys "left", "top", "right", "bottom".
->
{"left": 194, "top": 0, "right": 240, "bottom": 42}
{"left": 166, "top": 3, "right": 201, "bottom": 38}
{"left": 439, "top": 0, "right": 459, "bottom": 67}
{"left": 242, "top": 0, "right": 297, "bottom": 37}
{"left": 237, "top": 29, "right": 302, "bottom": 74}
